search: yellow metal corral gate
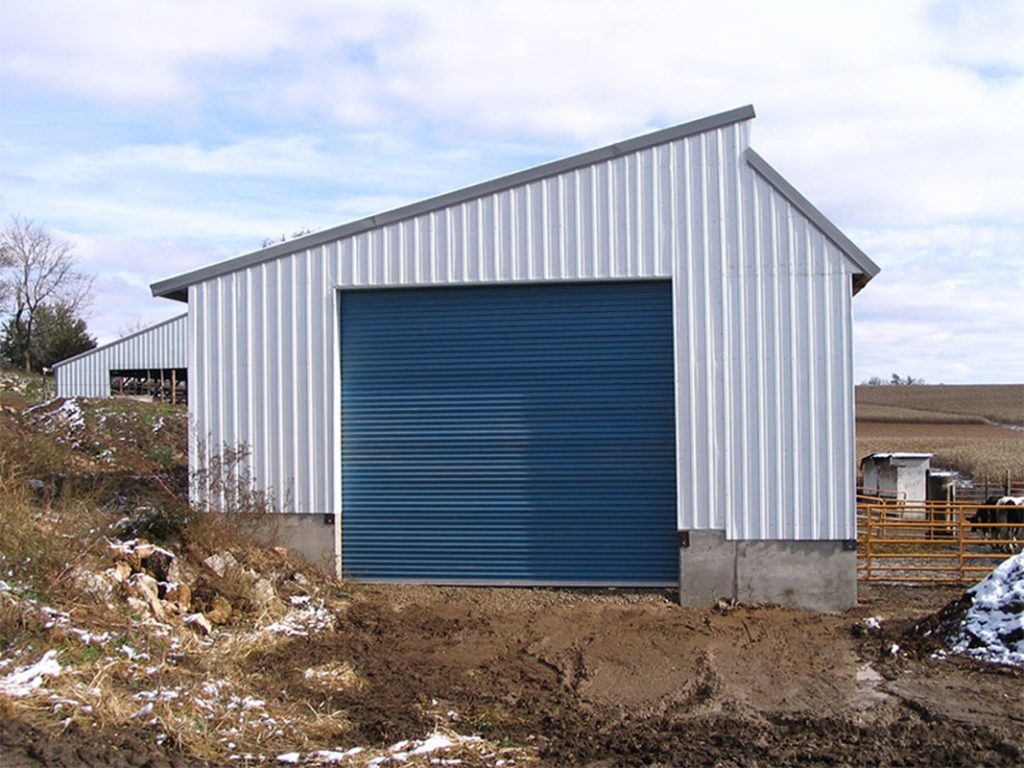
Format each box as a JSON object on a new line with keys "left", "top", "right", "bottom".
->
{"left": 857, "top": 497, "right": 1022, "bottom": 584}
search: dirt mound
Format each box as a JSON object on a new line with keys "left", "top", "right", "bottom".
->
{"left": 908, "top": 552, "right": 1024, "bottom": 666}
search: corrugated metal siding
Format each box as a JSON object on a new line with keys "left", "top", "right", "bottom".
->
{"left": 188, "top": 117, "right": 858, "bottom": 541}
{"left": 339, "top": 281, "right": 677, "bottom": 584}
{"left": 54, "top": 314, "right": 188, "bottom": 398}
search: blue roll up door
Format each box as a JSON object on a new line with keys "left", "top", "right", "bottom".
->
{"left": 340, "top": 281, "right": 677, "bottom": 585}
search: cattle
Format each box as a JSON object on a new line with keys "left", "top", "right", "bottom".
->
{"left": 970, "top": 495, "right": 1024, "bottom": 553}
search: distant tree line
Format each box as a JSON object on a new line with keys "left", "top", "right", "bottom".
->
{"left": 0, "top": 215, "right": 95, "bottom": 373}
{"left": 863, "top": 373, "right": 927, "bottom": 386}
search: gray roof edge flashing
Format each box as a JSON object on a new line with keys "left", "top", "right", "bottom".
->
{"left": 744, "top": 148, "right": 880, "bottom": 281}
{"left": 151, "top": 105, "right": 756, "bottom": 297}
{"left": 52, "top": 312, "right": 189, "bottom": 369}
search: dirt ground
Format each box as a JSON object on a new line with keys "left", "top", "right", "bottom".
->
{"left": 2, "top": 582, "right": 1023, "bottom": 766}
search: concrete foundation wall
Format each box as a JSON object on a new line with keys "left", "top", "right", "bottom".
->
{"left": 679, "top": 531, "right": 856, "bottom": 612}
{"left": 244, "top": 513, "right": 335, "bottom": 571}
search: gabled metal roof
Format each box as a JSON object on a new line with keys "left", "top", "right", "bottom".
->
{"left": 151, "top": 104, "right": 879, "bottom": 301}
{"left": 151, "top": 105, "right": 756, "bottom": 301}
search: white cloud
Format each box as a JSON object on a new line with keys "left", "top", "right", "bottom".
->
{"left": 0, "top": 0, "right": 1021, "bottom": 381}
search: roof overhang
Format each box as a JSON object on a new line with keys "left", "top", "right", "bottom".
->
{"left": 743, "top": 149, "right": 880, "bottom": 294}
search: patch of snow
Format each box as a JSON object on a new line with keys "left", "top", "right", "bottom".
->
{"left": 889, "top": 643, "right": 900, "bottom": 655}
{"left": 368, "top": 733, "right": 481, "bottom": 768}
{"left": 949, "top": 550, "right": 1024, "bottom": 666}
{"left": 242, "top": 696, "right": 266, "bottom": 710}
{"left": 134, "top": 689, "right": 180, "bottom": 702}
{"left": 60, "top": 626, "right": 113, "bottom": 645}
{"left": 0, "top": 650, "right": 62, "bottom": 697}
{"left": 109, "top": 539, "right": 176, "bottom": 561}
{"left": 277, "top": 753, "right": 301, "bottom": 764}
{"left": 130, "top": 702, "right": 154, "bottom": 719}
{"left": 289, "top": 595, "right": 310, "bottom": 606}
{"left": 264, "top": 599, "right": 336, "bottom": 637}
{"left": 313, "top": 747, "right": 364, "bottom": 763}
{"left": 862, "top": 617, "right": 881, "bottom": 630}
{"left": 119, "top": 644, "right": 150, "bottom": 661}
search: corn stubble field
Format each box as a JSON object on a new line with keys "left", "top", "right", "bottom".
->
{"left": 0, "top": 374, "right": 1021, "bottom": 767}
{"left": 856, "top": 384, "right": 1024, "bottom": 483}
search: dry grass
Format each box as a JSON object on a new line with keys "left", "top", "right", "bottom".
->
{"left": 856, "top": 384, "right": 1024, "bottom": 425}
{"left": 0, "top": 396, "right": 532, "bottom": 765}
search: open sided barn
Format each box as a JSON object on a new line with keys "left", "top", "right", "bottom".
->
{"left": 152, "top": 106, "right": 879, "bottom": 611}
{"left": 53, "top": 313, "right": 188, "bottom": 401}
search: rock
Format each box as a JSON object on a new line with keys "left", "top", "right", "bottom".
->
{"left": 166, "top": 558, "right": 182, "bottom": 585}
{"left": 164, "top": 583, "right": 192, "bottom": 611}
{"left": 126, "top": 596, "right": 150, "bottom": 616}
{"left": 141, "top": 548, "right": 175, "bottom": 582}
{"left": 251, "top": 578, "right": 277, "bottom": 609}
{"left": 272, "top": 547, "right": 289, "bottom": 557}
{"left": 185, "top": 613, "right": 213, "bottom": 635}
{"left": 107, "top": 561, "right": 133, "bottom": 584}
{"left": 70, "top": 568, "right": 114, "bottom": 601}
{"left": 205, "top": 596, "right": 232, "bottom": 625}
{"left": 128, "top": 572, "right": 166, "bottom": 621}
{"left": 203, "top": 552, "right": 239, "bottom": 578}
{"left": 134, "top": 541, "right": 157, "bottom": 560}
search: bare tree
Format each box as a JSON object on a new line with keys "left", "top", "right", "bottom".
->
{"left": 0, "top": 215, "right": 94, "bottom": 372}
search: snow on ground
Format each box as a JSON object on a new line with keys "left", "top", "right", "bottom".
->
{"left": 263, "top": 598, "right": 337, "bottom": 637}
{"left": 0, "top": 650, "right": 62, "bottom": 697}
{"left": 949, "top": 550, "right": 1024, "bottom": 666}
{"left": 27, "top": 398, "right": 87, "bottom": 447}
{"left": 272, "top": 733, "right": 483, "bottom": 766}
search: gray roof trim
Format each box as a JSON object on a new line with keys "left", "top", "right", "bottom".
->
{"left": 52, "top": 312, "right": 188, "bottom": 369}
{"left": 152, "top": 105, "right": 757, "bottom": 300}
{"left": 744, "top": 148, "right": 880, "bottom": 281}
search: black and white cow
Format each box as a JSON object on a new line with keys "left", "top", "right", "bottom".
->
{"left": 970, "top": 495, "right": 1024, "bottom": 553}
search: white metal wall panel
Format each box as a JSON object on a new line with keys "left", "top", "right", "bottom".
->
{"left": 188, "top": 118, "right": 860, "bottom": 541}
{"left": 54, "top": 314, "right": 188, "bottom": 398}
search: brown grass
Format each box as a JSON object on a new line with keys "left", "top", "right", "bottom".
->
{"left": 856, "top": 422, "right": 1024, "bottom": 483}
{"left": 856, "top": 384, "right": 1024, "bottom": 426}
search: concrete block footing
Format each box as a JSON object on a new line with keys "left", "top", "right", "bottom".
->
{"left": 678, "top": 531, "right": 856, "bottom": 612}
{"left": 243, "top": 513, "right": 335, "bottom": 570}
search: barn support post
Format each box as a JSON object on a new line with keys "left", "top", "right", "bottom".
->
{"left": 171, "top": 369, "right": 177, "bottom": 405}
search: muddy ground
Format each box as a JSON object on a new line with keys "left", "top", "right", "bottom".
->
{"left": 8, "top": 583, "right": 1018, "bottom": 767}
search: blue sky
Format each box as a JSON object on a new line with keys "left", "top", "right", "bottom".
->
{"left": 1, "top": 0, "right": 1022, "bottom": 383}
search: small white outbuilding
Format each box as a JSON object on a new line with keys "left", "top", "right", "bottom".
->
{"left": 860, "top": 453, "right": 933, "bottom": 503}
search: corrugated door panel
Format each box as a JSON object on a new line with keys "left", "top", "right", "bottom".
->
{"left": 340, "top": 281, "right": 677, "bottom": 585}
